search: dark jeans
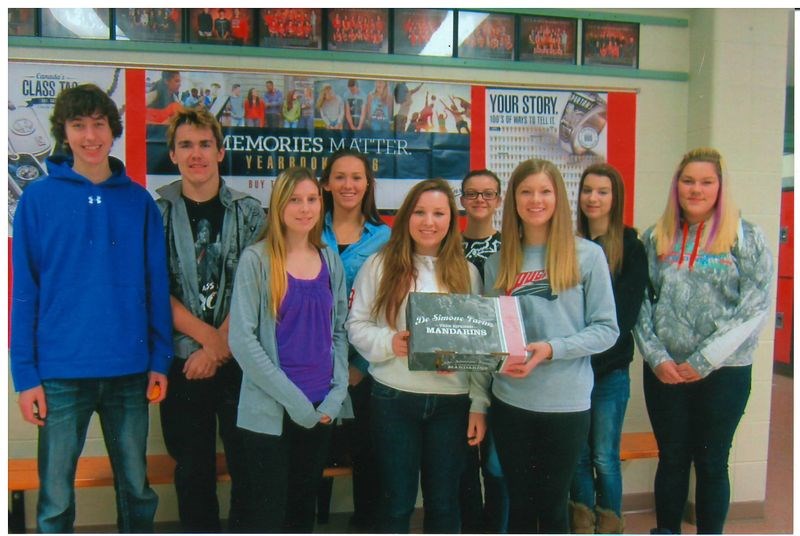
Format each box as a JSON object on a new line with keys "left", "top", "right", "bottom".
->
{"left": 349, "top": 374, "right": 380, "bottom": 529}
{"left": 37, "top": 374, "right": 156, "bottom": 533}
{"left": 491, "top": 395, "right": 590, "bottom": 534}
{"left": 160, "top": 359, "right": 247, "bottom": 532}
{"left": 459, "top": 445, "right": 484, "bottom": 533}
{"left": 644, "top": 364, "right": 751, "bottom": 534}
{"left": 459, "top": 424, "right": 510, "bottom": 533}
{"left": 240, "top": 412, "right": 332, "bottom": 533}
{"left": 371, "top": 381, "right": 470, "bottom": 534}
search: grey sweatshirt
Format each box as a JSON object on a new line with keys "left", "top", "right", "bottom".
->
{"left": 228, "top": 242, "right": 351, "bottom": 435}
{"left": 634, "top": 219, "right": 773, "bottom": 378}
{"left": 484, "top": 238, "right": 619, "bottom": 413}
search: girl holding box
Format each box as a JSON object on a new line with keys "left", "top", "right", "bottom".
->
{"left": 346, "top": 178, "right": 489, "bottom": 533}
{"left": 484, "top": 159, "right": 618, "bottom": 534}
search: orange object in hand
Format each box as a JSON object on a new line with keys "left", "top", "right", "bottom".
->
{"left": 147, "top": 384, "right": 161, "bottom": 401}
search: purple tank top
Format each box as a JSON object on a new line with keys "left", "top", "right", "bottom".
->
{"left": 276, "top": 254, "right": 334, "bottom": 404}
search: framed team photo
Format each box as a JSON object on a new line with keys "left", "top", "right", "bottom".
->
{"left": 457, "top": 11, "right": 514, "bottom": 61}
{"left": 582, "top": 20, "right": 639, "bottom": 68}
{"left": 326, "top": 8, "right": 389, "bottom": 54}
{"left": 9, "top": 9, "right": 36, "bottom": 36}
{"left": 393, "top": 9, "right": 454, "bottom": 57}
{"left": 189, "top": 8, "right": 254, "bottom": 46}
{"left": 115, "top": 8, "right": 182, "bottom": 43}
{"left": 260, "top": 8, "right": 322, "bottom": 50}
{"left": 519, "top": 15, "right": 577, "bottom": 64}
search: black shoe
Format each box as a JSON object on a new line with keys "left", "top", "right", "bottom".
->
{"left": 348, "top": 514, "right": 377, "bottom": 533}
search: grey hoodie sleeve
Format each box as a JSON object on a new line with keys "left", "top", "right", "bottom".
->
{"left": 229, "top": 248, "right": 319, "bottom": 428}
{"left": 686, "top": 222, "right": 774, "bottom": 377}
{"left": 548, "top": 242, "right": 619, "bottom": 361}
{"left": 634, "top": 228, "right": 675, "bottom": 370}
{"left": 467, "top": 262, "right": 491, "bottom": 414}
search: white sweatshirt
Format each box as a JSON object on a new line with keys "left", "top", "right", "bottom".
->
{"left": 346, "top": 252, "right": 490, "bottom": 413}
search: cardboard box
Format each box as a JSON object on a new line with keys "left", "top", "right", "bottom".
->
{"left": 406, "top": 292, "right": 528, "bottom": 372}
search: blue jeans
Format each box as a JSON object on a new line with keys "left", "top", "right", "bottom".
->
{"left": 37, "top": 374, "right": 157, "bottom": 533}
{"left": 370, "top": 381, "right": 470, "bottom": 533}
{"left": 644, "top": 364, "right": 751, "bottom": 534}
{"left": 571, "top": 367, "right": 630, "bottom": 515}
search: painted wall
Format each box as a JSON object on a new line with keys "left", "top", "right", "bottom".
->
{"left": 7, "top": 7, "right": 789, "bottom": 528}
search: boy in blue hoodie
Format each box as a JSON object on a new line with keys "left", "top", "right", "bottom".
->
{"left": 10, "top": 84, "right": 173, "bottom": 533}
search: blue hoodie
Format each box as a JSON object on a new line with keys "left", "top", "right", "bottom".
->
{"left": 10, "top": 156, "right": 173, "bottom": 392}
{"left": 322, "top": 211, "right": 390, "bottom": 374}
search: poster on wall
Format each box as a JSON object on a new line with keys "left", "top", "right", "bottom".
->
{"left": 483, "top": 88, "right": 609, "bottom": 226}
{"left": 139, "top": 70, "right": 472, "bottom": 208}
{"left": 8, "top": 64, "right": 127, "bottom": 228}
{"left": 7, "top": 61, "right": 636, "bottom": 225}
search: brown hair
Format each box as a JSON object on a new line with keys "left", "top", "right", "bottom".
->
{"left": 50, "top": 84, "right": 123, "bottom": 154}
{"left": 373, "top": 179, "right": 471, "bottom": 328}
{"left": 577, "top": 162, "right": 625, "bottom": 276}
{"left": 166, "top": 106, "right": 224, "bottom": 151}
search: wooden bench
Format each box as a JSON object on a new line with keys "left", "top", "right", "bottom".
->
{"left": 620, "top": 431, "right": 659, "bottom": 460}
{"left": 8, "top": 433, "right": 656, "bottom": 532}
{"left": 7, "top": 453, "right": 352, "bottom": 533}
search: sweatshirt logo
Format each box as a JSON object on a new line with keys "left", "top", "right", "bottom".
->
{"left": 510, "top": 270, "right": 557, "bottom": 301}
{"left": 88, "top": 195, "right": 102, "bottom": 205}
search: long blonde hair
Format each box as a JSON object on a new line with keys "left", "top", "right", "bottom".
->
{"left": 577, "top": 162, "right": 626, "bottom": 276}
{"left": 495, "top": 159, "right": 579, "bottom": 293}
{"left": 653, "top": 147, "right": 739, "bottom": 256}
{"left": 373, "top": 178, "right": 471, "bottom": 328}
{"left": 261, "top": 167, "right": 325, "bottom": 317}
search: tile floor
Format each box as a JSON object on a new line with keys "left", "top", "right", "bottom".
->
{"left": 316, "top": 372, "right": 793, "bottom": 534}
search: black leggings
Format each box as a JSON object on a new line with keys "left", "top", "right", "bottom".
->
{"left": 644, "top": 364, "right": 751, "bottom": 534}
{"left": 491, "top": 395, "right": 589, "bottom": 534}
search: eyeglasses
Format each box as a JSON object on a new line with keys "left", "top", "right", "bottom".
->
{"left": 461, "top": 190, "right": 499, "bottom": 201}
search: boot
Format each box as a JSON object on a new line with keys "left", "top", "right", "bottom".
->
{"left": 569, "top": 501, "right": 596, "bottom": 534}
{"left": 595, "top": 506, "right": 625, "bottom": 534}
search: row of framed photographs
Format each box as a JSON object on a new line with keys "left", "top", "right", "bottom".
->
{"left": 9, "top": 8, "right": 639, "bottom": 69}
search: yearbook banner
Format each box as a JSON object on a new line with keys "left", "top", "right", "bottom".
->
{"left": 8, "top": 62, "right": 636, "bottom": 227}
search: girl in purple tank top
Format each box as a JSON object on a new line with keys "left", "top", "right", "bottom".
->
{"left": 229, "top": 167, "right": 349, "bottom": 533}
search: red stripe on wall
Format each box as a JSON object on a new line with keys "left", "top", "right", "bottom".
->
{"left": 8, "top": 237, "right": 13, "bottom": 346}
{"left": 606, "top": 93, "right": 637, "bottom": 226}
{"left": 125, "top": 69, "right": 147, "bottom": 187}
{"left": 470, "top": 86, "right": 486, "bottom": 171}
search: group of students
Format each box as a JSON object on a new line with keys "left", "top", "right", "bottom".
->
{"left": 10, "top": 83, "right": 773, "bottom": 535}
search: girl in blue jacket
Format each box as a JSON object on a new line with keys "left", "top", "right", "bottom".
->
{"left": 320, "top": 149, "right": 390, "bottom": 530}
